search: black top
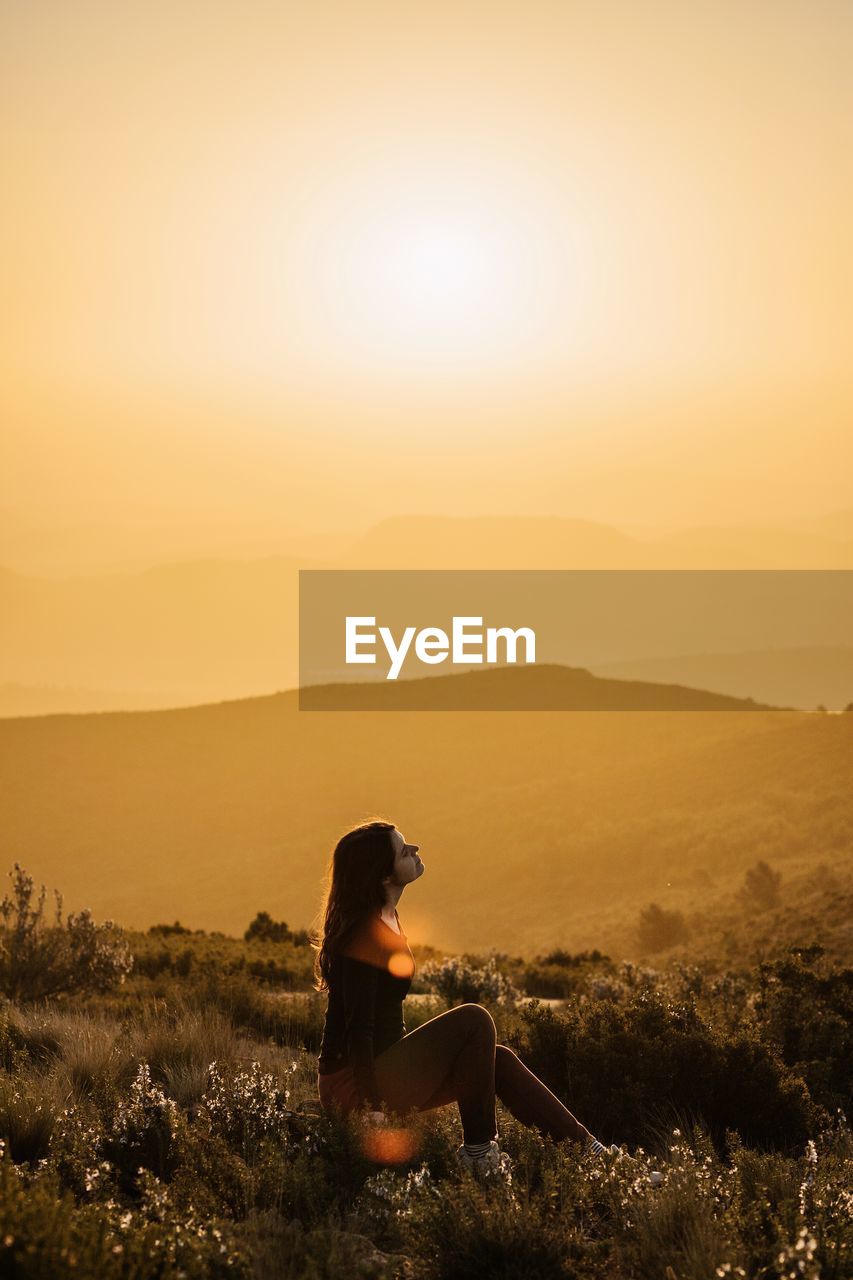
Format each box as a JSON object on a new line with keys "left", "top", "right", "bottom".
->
{"left": 317, "top": 911, "right": 415, "bottom": 1109}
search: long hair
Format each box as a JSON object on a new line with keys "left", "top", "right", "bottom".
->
{"left": 313, "top": 819, "right": 397, "bottom": 991}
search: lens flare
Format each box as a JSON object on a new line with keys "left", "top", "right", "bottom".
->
{"left": 360, "top": 1125, "right": 420, "bottom": 1165}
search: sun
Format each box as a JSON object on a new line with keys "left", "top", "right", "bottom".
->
{"left": 379, "top": 217, "right": 495, "bottom": 311}
{"left": 310, "top": 173, "right": 559, "bottom": 379}
{"left": 229, "top": 157, "right": 579, "bottom": 396}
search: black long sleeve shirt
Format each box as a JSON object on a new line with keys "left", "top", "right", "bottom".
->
{"left": 317, "top": 912, "right": 415, "bottom": 1109}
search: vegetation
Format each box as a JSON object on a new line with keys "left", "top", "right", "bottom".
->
{"left": 0, "top": 865, "right": 132, "bottom": 1002}
{"left": 742, "top": 859, "right": 784, "bottom": 911}
{"left": 244, "top": 911, "right": 310, "bottom": 947}
{"left": 637, "top": 902, "right": 690, "bottom": 953}
{"left": 3, "top": 701, "right": 851, "bottom": 960}
{"left": 419, "top": 955, "right": 520, "bottom": 1007}
{"left": 0, "top": 863, "right": 850, "bottom": 1278}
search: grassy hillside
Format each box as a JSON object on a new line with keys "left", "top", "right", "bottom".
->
{"left": 591, "top": 647, "right": 853, "bottom": 713}
{"left": 1, "top": 676, "right": 850, "bottom": 954}
{"left": 0, "top": 890, "right": 850, "bottom": 1279}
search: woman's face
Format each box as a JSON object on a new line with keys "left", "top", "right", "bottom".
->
{"left": 387, "top": 829, "right": 424, "bottom": 887}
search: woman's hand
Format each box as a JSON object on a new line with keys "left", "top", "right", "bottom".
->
{"left": 364, "top": 1109, "right": 387, "bottom": 1126}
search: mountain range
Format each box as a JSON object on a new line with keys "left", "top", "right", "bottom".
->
{"left": 2, "top": 513, "right": 851, "bottom": 716}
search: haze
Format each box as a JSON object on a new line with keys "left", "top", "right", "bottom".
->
{"left": 2, "top": 0, "right": 852, "bottom": 572}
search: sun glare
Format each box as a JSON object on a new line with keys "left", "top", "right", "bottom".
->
{"left": 381, "top": 219, "right": 492, "bottom": 308}
{"left": 363, "top": 211, "right": 509, "bottom": 358}
{"left": 309, "top": 173, "right": 561, "bottom": 379}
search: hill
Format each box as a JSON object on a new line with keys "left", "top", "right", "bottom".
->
{"left": 589, "top": 647, "right": 853, "bottom": 713}
{"left": 297, "top": 663, "right": 776, "bottom": 710}
{"left": 1, "top": 669, "right": 850, "bottom": 954}
{"left": 2, "top": 512, "right": 851, "bottom": 716}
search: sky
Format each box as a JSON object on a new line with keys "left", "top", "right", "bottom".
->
{"left": 2, "top": 0, "right": 851, "bottom": 561}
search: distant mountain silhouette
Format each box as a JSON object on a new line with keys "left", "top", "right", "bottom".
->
{"left": 1, "top": 512, "right": 850, "bottom": 715}
{"left": 342, "top": 515, "right": 641, "bottom": 568}
{"left": 0, "top": 684, "right": 185, "bottom": 717}
{"left": 590, "top": 648, "right": 853, "bottom": 713}
{"left": 341, "top": 514, "right": 853, "bottom": 570}
{"left": 643, "top": 523, "right": 853, "bottom": 569}
{"left": 298, "top": 662, "right": 777, "bottom": 711}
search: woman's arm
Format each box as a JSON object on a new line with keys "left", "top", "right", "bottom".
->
{"left": 340, "top": 954, "right": 383, "bottom": 1110}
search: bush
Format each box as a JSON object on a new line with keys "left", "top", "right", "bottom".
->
{"left": 407, "top": 1176, "right": 569, "bottom": 1280}
{"left": 741, "top": 860, "right": 782, "bottom": 910}
{"left": 419, "top": 956, "right": 519, "bottom": 1007}
{"left": 244, "top": 912, "right": 310, "bottom": 947}
{"left": 637, "top": 903, "right": 689, "bottom": 953}
{"left": 0, "top": 1156, "right": 247, "bottom": 1278}
{"left": 202, "top": 1060, "right": 294, "bottom": 1155}
{"left": 0, "top": 865, "right": 132, "bottom": 1001}
{"left": 102, "top": 1062, "right": 181, "bottom": 1189}
{"left": 522, "top": 951, "right": 614, "bottom": 999}
{"left": 510, "top": 989, "right": 817, "bottom": 1153}
{"left": 753, "top": 946, "right": 852, "bottom": 1114}
{"left": 0, "top": 978, "right": 850, "bottom": 1280}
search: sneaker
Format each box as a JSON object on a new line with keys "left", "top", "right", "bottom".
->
{"left": 590, "top": 1139, "right": 663, "bottom": 1186}
{"left": 456, "top": 1140, "right": 512, "bottom": 1182}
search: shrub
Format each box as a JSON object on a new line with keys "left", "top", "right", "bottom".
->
{"left": 522, "top": 951, "right": 614, "bottom": 999}
{"left": 103, "top": 1062, "right": 181, "bottom": 1188}
{"left": 202, "top": 1060, "right": 294, "bottom": 1156}
{"left": 245, "top": 912, "right": 293, "bottom": 944}
{"left": 637, "top": 903, "right": 690, "bottom": 953}
{"left": 244, "top": 913, "right": 310, "bottom": 947}
{"left": 510, "top": 989, "right": 817, "bottom": 1153}
{"left": 0, "top": 865, "right": 132, "bottom": 1001}
{"left": 406, "top": 1174, "right": 568, "bottom": 1280}
{"left": 753, "top": 946, "right": 852, "bottom": 1114}
{"left": 148, "top": 921, "right": 192, "bottom": 937}
{"left": 0, "top": 1157, "right": 248, "bottom": 1278}
{"left": 419, "top": 956, "right": 519, "bottom": 1007}
{"left": 538, "top": 948, "right": 608, "bottom": 968}
{"left": 741, "top": 860, "right": 782, "bottom": 910}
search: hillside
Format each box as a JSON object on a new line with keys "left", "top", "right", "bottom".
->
{"left": 590, "top": 647, "right": 853, "bottom": 713}
{"left": 297, "top": 663, "right": 777, "bottom": 710}
{"left": 1, "top": 670, "right": 850, "bottom": 954}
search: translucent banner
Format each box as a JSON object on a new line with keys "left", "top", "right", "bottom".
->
{"left": 298, "top": 570, "right": 853, "bottom": 711}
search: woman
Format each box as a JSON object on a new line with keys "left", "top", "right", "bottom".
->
{"left": 314, "top": 818, "right": 620, "bottom": 1174}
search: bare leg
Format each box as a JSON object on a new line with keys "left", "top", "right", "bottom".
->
{"left": 494, "top": 1044, "right": 593, "bottom": 1143}
{"left": 372, "top": 1004, "right": 595, "bottom": 1147}
{"left": 372, "top": 1003, "right": 497, "bottom": 1144}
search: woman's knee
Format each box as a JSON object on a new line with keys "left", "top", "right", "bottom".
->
{"left": 495, "top": 1043, "right": 519, "bottom": 1084}
{"left": 454, "top": 1002, "right": 496, "bottom": 1040}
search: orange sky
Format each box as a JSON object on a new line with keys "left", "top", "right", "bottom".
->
{"left": 2, "top": 0, "right": 851, "bottom": 555}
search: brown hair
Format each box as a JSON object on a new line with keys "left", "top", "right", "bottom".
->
{"left": 313, "top": 819, "right": 397, "bottom": 990}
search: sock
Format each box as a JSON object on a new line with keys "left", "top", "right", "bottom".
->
{"left": 588, "top": 1138, "right": 607, "bottom": 1156}
{"left": 463, "top": 1139, "right": 494, "bottom": 1159}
